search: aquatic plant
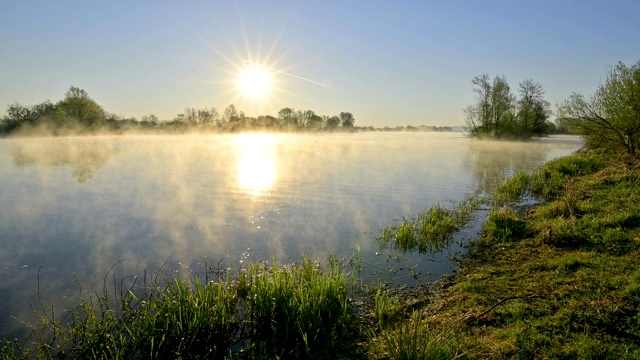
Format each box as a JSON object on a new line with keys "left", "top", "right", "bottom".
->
{"left": 492, "top": 172, "right": 531, "bottom": 205}
{"left": 376, "top": 198, "right": 479, "bottom": 254}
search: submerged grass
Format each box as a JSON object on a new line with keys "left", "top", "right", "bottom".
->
{"left": 376, "top": 198, "right": 479, "bottom": 254}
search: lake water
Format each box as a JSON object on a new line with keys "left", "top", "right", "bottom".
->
{"left": 0, "top": 132, "right": 582, "bottom": 339}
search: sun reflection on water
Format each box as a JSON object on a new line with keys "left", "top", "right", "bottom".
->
{"left": 234, "top": 134, "right": 278, "bottom": 195}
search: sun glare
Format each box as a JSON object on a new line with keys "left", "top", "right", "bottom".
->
{"left": 238, "top": 67, "right": 271, "bottom": 97}
{"left": 234, "top": 134, "right": 278, "bottom": 195}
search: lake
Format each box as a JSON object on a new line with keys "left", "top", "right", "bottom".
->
{"left": 0, "top": 132, "right": 582, "bottom": 339}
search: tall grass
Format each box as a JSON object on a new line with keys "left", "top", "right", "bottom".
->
{"left": 492, "top": 172, "right": 531, "bottom": 206}
{"left": 491, "top": 150, "right": 608, "bottom": 206}
{"left": 237, "top": 258, "right": 353, "bottom": 358}
{"left": 1, "top": 257, "right": 357, "bottom": 359}
{"left": 372, "top": 287, "right": 403, "bottom": 329}
{"left": 370, "top": 312, "right": 462, "bottom": 360}
{"left": 482, "top": 208, "right": 528, "bottom": 242}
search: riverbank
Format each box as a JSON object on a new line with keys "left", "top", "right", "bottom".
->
{"left": 372, "top": 149, "right": 640, "bottom": 358}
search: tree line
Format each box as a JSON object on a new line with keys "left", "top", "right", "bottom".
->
{"left": 0, "top": 87, "right": 357, "bottom": 135}
{"left": 465, "top": 60, "right": 640, "bottom": 159}
{"left": 464, "top": 74, "right": 557, "bottom": 139}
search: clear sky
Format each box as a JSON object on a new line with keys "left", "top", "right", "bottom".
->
{"left": 1, "top": 1, "right": 639, "bottom": 127}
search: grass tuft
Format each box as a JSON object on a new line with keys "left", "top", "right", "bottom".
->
{"left": 372, "top": 286, "right": 403, "bottom": 329}
{"left": 369, "top": 312, "right": 462, "bottom": 360}
{"left": 482, "top": 207, "right": 527, "bottom": 243}
{"left": 493, "top": 172, "right": 531, "bottom": 205}
{"left": 377, "top": 198, "right": 479, "bottom": 254}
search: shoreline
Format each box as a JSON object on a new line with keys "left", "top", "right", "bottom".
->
{"left": 374, "top": 149, "right": 640, "bottom": 358}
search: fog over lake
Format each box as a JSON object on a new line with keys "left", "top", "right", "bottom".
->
{"left": 0, "top": 132, "right": 582, "bottom": 338}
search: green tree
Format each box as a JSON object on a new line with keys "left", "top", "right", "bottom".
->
{"left": 1, "top": 101, "right": 56, "bottom": 131}
{"left": 466, "top": 74, "right": 553, "bottom": 139}
{"left": 297, "top": 110, "right": 320, "bottom": 129}
{"left": 339, "top": 112, "right": 355, "bottom": 128}
{"left": 516, "top": 79, "right": 551, "bottom": 137}
{"left": 140, "top": 114, "right": 159, "bottom": 127}
{"left": 306, "top": 112, "right": 323, "bottom": 130}
{"left": 490, "top": 76, "right": 514, "bottom": 137}
{"left": 184, "top": 108, "right": 198, "bottom": 124}
{"left": 278, "top": 107, "right": 297, "bottom": 128}
{"left": 262, "top": 115, "right": 279, "bottom": 128}
{"left": 223, "top": 104, "right": 240, "bottom": 123}
{"left": 557, "top": 60, "right": 640, "bottom": 156}
{"left": 56, "top": 86, "right": 106, "bottom": 126}
{"left": 464, "top": 73, "right": 493, "bottom": 136}
{"left": 201, "top": 108, "right": 220, "bottom": 125}
{"left": 326, "top": 116, "right": 341, "bottom": 129}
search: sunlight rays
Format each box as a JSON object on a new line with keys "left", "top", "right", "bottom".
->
{"left": 198, "top": 21, "right": 335, "bottom": 117}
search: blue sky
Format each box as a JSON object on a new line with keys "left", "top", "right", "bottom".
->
{"left": 1, "top": 1, "right": 639, "bottom": 127}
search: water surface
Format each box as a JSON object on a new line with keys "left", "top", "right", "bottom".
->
{"left": 0, "top": 132, "right": 582, "bottom": 338}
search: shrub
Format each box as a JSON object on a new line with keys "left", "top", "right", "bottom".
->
{"left": 557, "top": 60, "right": 640, "bottom": 157}
{"left": 483, "top": 208, "right": 527, "bottom": 243}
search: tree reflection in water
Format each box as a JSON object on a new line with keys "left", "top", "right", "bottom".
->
{"left": 10, "top": 139, "right": 116, "bottom": 183}
{"left": 465, "top": 139, "right": 551, "bottom": 198}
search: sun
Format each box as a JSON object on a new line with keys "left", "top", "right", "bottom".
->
{"left": 238, "top": 66, "right": 271, "bottom": 97}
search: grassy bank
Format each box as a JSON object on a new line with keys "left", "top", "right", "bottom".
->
{"left": 371, "top": 149, "right": 640, "bottom": 359}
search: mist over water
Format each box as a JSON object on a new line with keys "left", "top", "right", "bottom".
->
{"left": 0, "top": 132, "right": 582, "bottom": 339}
